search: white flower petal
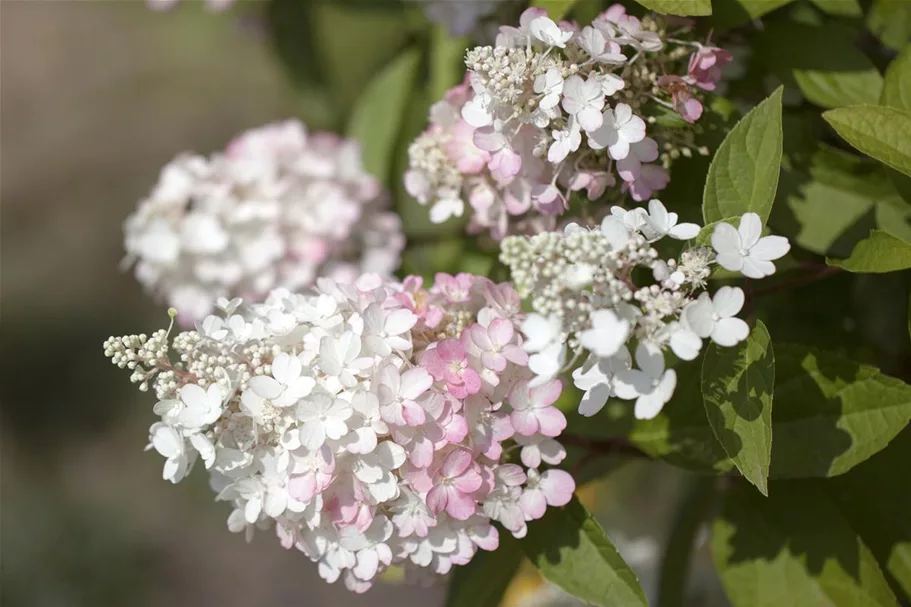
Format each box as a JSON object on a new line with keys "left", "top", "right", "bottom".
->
{"left": 712, "top": 318, "right": 750, "bottom": 347}
{"left": 751, "top": 235, "right": 791, "bottom": 261}
{"left": 711, "top": 222, "right": 741, "bottom": 255}
{"left": 738, "top": 213, "right": 763, "bottom": 249}
{"left": 712, "top": 286, "right": 745, "bottom": 318}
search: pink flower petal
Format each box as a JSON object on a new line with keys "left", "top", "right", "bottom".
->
{"left": 453, "top": 467, "right": 483, "bottom": 493}
{"left": 530, "top": 378, "right": 563, "bottom": 409}
{"left": 534, "top": 406, "right": 567, "bottom": 437}
{"left": 426, "top": 485, "right": 448, "bottom": 514}
{"left": 511, "top": 409, "right": 540, "bottom": 436}
{"left": 519, "top": 488, "right": 547, "bottom": 520}
{"left": 445, "top": 488, "right": 477, "bottom": 520}
{"left": 441, "top": 448, "right": 473, "bottom": 478}
{"left": 540, "top": 469, "right": 575, "bottom": 506}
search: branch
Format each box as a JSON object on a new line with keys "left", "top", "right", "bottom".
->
{"left": 560, "top": 434, "right": 651, "bottom": 459}
{"left": 753, "top": 265, "right": 842, "bottom": 297}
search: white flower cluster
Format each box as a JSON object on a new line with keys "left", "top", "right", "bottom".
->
{"left": 104, "top": 273, "right": 576, "bottom": 593}
{"left": 124, "top": 120, "right": 404, "bottom": 325}
{"left": 500, "top": 206, "right": 789, "bottom": 420}
{"left": 405, "top": 6, "right": 723, "bottom": 239}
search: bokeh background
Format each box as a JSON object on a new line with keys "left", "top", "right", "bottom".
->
{"left": 0, "top": 1, "right": 851, "bottom": 606}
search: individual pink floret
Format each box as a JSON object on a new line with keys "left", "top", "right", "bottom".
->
{"left": 509, "top": 378, "right": 567, "bottom": 437}
{"left": 426, "top": 448, "right": 484, "bottom": 520}
{"left": 421, "top": 338, "right": 482, "bottom": 399}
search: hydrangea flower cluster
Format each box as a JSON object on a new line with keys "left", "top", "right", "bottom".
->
{"left": 404, "top": 6, "right": 729, "bottom": 239}
{"left": 103, "top": 273, "right": 575, "bottom": 592}
{"left": 148, "top": 0, "right": 234, "bottom": 10}
{"left": 123, "top": 120, "right": 405, "bottom": 325}
{"left": 500, "top": 206, "right": 789, "bottom": 420}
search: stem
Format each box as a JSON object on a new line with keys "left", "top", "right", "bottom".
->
{"left": 744, "top": 279, "right": 755, "bottom": 324}
{"left": 752, "top": 265, "right": 842, "bottom": 298}
{"left": 560, "top": 433, "right": 651, "bottom": 459}
{"left": 657, "top": 476, "right": 717, "bottom": 607}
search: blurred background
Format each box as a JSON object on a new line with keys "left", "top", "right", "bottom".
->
{"left": 11, "top": 1, "right": 905, "bottom": 606}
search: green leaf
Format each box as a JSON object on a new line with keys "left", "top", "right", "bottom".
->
{"left": 347, "top": 48, "right": 421, "bottom": 187}
{"left": 446, "top": 532, "right": 523, "bottom": 607}
{"left": 531, "top": 0, "right": 578, "bottom": 19}
{"left": 773, "top": 144, "right": 909, "bottom": 256}
{"left": 712, "top": 481, "right": 898, "bottom": 607}
{"left": 702, "top": 87, "right": 783, "bottom": 225}
{"left": 710, "top": 0, "right": 796, "bottom": 29}
{"left": 430, "top": 26, "right": 469, "bottom": 103}
{"left": 770, "top": 344, "right": 911, "bottom": 478}
{"left": 825, "top": 429, "right": 911, "bottom": 601}
{"left": 882, "top": 46, "right": 911, "bottom": 111}
{"left": 824, "top": 105, "right": 911, "bottom": 177}
{"left": 313, "top": 3, "right": 411, "bottom": 116}
{"left": 630, "top": 361, "right": 735, "bottom": 474}
{"left": 757, "top": 22, "right": 883, "bottom": 109}
{"left": 868, "top": 0, "right": 911, "bottom": 51}
{"left": 657, "top": 477, "right": 717, "bottom": 607}
{"left": 633, "top": 0, "right": 713, "bottom": 16}
{"left": 827, "top": 230, "right": 911, "bottom": 273}
{"left": 808, "top": 0, "right": 861, "bottom": 16}
{"left": 702, "top": 321, "right": 774, "bottom": 495}
{"left": 521, "top": 496, "right": 648, "bottom": 607}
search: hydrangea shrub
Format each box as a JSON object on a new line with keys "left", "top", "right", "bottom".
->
{"left": 109, "top": 0, "right": 911, "bottom": 605}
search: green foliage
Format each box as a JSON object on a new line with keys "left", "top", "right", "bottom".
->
{"left": 773, "top": 143, "right": 910, "bottom": 256}
{"left": 446, "top": 533, "right": 523, "bottom": 607}
{"left": 867, "top": 0, "right": 911, "bottom": 51}
{"left": 531, "top": 0, "right": 578, "bottom": 19}
{"left": 703, "top": 87, "right": 783, "bottom": 224}
{"left": 430, "top": 26, "right": 469, "bottom": 103}
{"left": 312, "top": 3, "right": 413, "bottom": 117}
{"left": 824, "top": 105, "right": 911, "bottom": 177}
{"left": 882, "top": 46, "right": 911, "bottom": 111}
{"left": 633, "top": 0, "right": 713, "bottom": 16}
{"left": 630, "top": 362, "right": 735, "bottom": 474}
{"left": 702, "top": 321, "right": 774, "bottom": 495}
{"left": 808, "top": 0, "right": 861, "bottom": 17}
{"left": 712, "top": 481, "right": 898, "bottom": 607}
{"left": 757, "top": 22, "right": 883, "bottom": 109}
{"left": 347, "top": 49, "right": 421, "bottom": 188}
{"left": 824, "top": 429, "right": 911, "bottom": 600}
{"left": 827, "top": 230, "right": 911, "bottom": 273}
{"left": 769, "top": 345, "right": 911, "bottom": 478}
{"left": 709, "top": 0, "right": 795, "bottom": 29}
{"left": 521, "top": 496, "right": 649, "bottom": 607}
{"left": 657, "top": 477, "right": 718, "bottom": 607}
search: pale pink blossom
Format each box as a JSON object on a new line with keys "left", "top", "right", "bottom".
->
{"left": 509, "top": 379, "right": 566, "bottom": 437}
{"left": 688, "top": 46, "right": 733, "bottom": 91}
{"left": 426, "top": 449, "right": 484, "bottom": 520}
{"left": 628, "top": 164, "right": 670, "bottom": 201}
{"left": 519, "top": 468, "right": 575, "bottom": 519}
{"left": 461, "top": 319, "right": 528, "bottom": 372}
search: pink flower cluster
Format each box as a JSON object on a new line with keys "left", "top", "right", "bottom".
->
{"left": 394, "top": 273, "right": 576, "bottom": 537}
{"left": 658, "top": 46, "right": 733, "bottom": 123}
{"left": 124, "top": 120, "right": 404, "bottom": 325}
{"left": 404, "top": 6, "right": 729, "bottom": 240}
{"left": 106, "top": 271, "right": 575, "bottom": 593}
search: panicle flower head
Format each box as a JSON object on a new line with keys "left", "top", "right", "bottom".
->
{"left": 500, "top": 205, "right": 789, "bottom": 421}
{"left": 104, "top": 272, "right": 574, "bottom": 592}
{"left": 404, "top": 6, "right": 728, "bottom": 239}
{"left": 124, "top": 120, "right": 404, "bottom": 326}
